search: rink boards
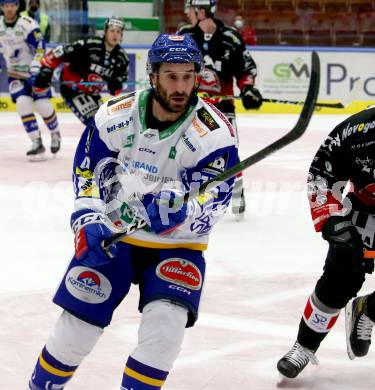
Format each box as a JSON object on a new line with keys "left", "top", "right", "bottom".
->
{"left": 0, "top": 45, "right": 374, "bottom": 115}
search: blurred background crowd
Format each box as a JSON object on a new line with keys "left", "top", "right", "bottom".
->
{"left": 3, "top": 0, "right": 374, "bottom": 47}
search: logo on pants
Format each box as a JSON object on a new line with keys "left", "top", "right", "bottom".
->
{"left": 156, "top": 258, "right": 202, "bottom": 290}
{"left": 65, "top": 266, "right": 112, "bottom": 304}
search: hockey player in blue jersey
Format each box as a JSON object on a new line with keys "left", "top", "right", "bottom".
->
{"left": 0, "top": 0, "right": 61, "bottom": 160}
{"left": 28, "top": 33, "right": 238, "bottom": 389}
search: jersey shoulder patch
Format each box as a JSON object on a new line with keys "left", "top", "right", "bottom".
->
{"left": 194, "top": 99, "right": 235, "bottom": 139}
{"left": 222, "top": 27, "right": 243, "bottom": 46}
{"left": 177, "top": 24, "right": 194, "bottom": 34}
{"left": 107, "top": 91, "right": 136, "bottom": 107}
{"left": 196, "top": 107, "right": 220, "bottom": 132}
{"left": 95, "top": 91, "right": 136, "bottom": 128}
{"left": 85, "top": 36, "right": 103, "bottom": 45}
{"left": 19, "top": 15, "right": 38, "bottom": 30}
{"left": 187, "top": 100, "right": 236, "bottom": 156}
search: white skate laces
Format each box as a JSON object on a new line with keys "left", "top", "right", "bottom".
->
{"left": 283, "top": 342, "right": 319, "bottom": 368}
{"left": 357, "top": 314, "right": 374, "bottom": 341}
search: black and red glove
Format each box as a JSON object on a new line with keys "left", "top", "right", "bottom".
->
{"left": 240, "top": 85, "right": 263, "bottom": 110}
{"left": 33, "top": 66, "right": 54, "bottom": 89}
{"left": 107, "top": 78, "right": 123, "bottom": 95}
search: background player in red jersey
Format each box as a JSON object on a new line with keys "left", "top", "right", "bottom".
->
{"left": 179, "top": 0, "right": 263, "bottom": 219}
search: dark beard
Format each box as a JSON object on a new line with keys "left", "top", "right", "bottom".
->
{"left": 154, "top": 80, "right": 194, "bottom": 114}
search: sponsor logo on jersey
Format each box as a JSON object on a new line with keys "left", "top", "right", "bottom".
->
{"left": 191, "top": 213, "right": 213, "bottom": 234}
{"left": 139, "top": 147, "right": 156, "bottom": 155}
{"left": 192, "top": 117, "right": 208, "bottom": 137}
{"left": 75, "top": 167, "right": 94, "bottom": 179}
{"left": 202, "top": 153, "right": 229, "bottom": 176}
{"left": 33, "top": 30, "right": 43, "bottom": 41}
{"left": 78, "top": 180, "right": 99, "bottom": 197}
{"left": 65, "top": 266, "right": 112, "bottom": 304}
{"left": 10, "top": 48, "right": 21, "bottom": 62}
{"left": 182, "top": 134, "right": 196, "bottom": 152}
{"left": 156, "top": 258, "right": 202, "bottom": 290}
{"left": 168, "top": 146, "right": 177, "bottom": 159}
{"left": 322, "top": 134, "right": 341, "bottom": 151}
{"left": 106, "top": 118, "right": 132, "bottom": 133}
{"left": 107, "top": 100, "right": 134, "bottom": 114}
{"left": 197, "top": 108, "right": 219, "bottom": 131}
{"left": 107, "top": 92, "right": 136, "bottom": 107}
{"left": 124, "top": 134, "right": 134, "bottom": 148}
{"left": 342, "top": 120, "right": 375, "bottom": 141}
{"left": 132, "top": 160, "right": 158, "bottom": 173}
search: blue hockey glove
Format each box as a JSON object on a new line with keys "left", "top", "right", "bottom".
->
{"left": 74, "top": 223, "right": 117, "bottom": 267}
{"left": 143, "top": 190, "right": 188, "bottom": 235}
{"left": 241, "top": 85, "right": 263, "bottom": 109}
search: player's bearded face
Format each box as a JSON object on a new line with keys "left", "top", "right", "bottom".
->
{"left": 154, "top": 63, "right": 196, "bottom": 113}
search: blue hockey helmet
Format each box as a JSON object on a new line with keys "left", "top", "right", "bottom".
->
{"left": 1, "top": 0, "right": 19, "bottom": 5}
{"left": 147, "top": 34, "right": 202, "bottom": 73}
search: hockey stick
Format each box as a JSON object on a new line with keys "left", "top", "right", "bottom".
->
{"left": 262, "top": 97, "right": 343, "bottom": 109}
{"left": 200, "top": 93, "right": 342, "bottom": 109}
{"left": 0, "top": 69, "right": 148, "bottom": 88}
{"left": 101, "top": 51, "right": 320, "bottom": 249}
{"left": 53, "top": 80, "right": 148, "bottom": 87}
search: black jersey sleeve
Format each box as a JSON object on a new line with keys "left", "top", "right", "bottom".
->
{"left": 61, "top": 37, "right": 92, "bottom": 63}
{"left": 308, "top": 122, "right": 351, "bottom": 231}
{"left": 224, "top": 28, "right": 257, "bottom": 88}
{"left": 111, "top": 48, "right": 129, "bottom": 82}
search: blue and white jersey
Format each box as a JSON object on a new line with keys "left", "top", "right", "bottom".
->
{"left": 72, "top": 89, "right": 238, "bottom": 250}
{"left": 0, "top": 15, "right": 45, "bottom": 77}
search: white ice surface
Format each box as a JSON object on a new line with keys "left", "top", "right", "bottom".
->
{"left": 1, "top": 112, "right": 374, "bottom": 389}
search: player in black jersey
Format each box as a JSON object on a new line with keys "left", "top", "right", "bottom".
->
{"left": 179, "top": 0, "right": 262, "bottom": 219}
{"left": 277, "top": 106, "right": 375, "bottom": 379}
{"left": 33, "top": 17, "right": 129, "bottom": 125}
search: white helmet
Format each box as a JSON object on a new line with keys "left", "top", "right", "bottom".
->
{"left": 105, "top": 17, "right": 125, "bottom": 32}
{"left": 191, "top": 0, "right": 217, "bottom": 15}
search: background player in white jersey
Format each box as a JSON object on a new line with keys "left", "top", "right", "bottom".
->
{"left": 180, "top": 0, "right": 262, "bottom": 219}
{"left": 28, "top": 33, "right": 238, "bottom": 389}
{"left": 0, "top": 0, "right": 60, "bottom": 160}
